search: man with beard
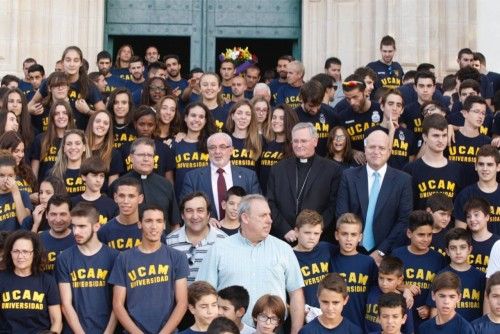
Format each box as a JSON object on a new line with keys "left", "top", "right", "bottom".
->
{"left": 145, "top": 46, "right": 160, "bottom": 66}
{"left": 56, "top": 202, "right": 119, "bottom": 334}
{"left": 126, "top": 56, "right": 146, "bottom": 94}
{"left": 165, "top": 54, "right": 189, "bottom": 99}
{"left": 275, "top": 60, "right": 305, "bottom": 109}
{"left": 366, "top": 35, "right": 404, "bottom": 90}
{"left": 39, "top": 195, "right": 76, "bottom": 275}
{"left": 269, "top": 55, "right": 294, "bottom": 104}
{"left": 96, "top": 51, "right": 128, "bottom": 97}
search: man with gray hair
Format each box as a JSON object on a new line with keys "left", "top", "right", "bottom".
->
{"left": 253, "top": 82, "right": 271, "bottom": 103}
{"left": 197, "top": 194, "right": 305, "bottom": 332}
{"left": 267, "top": 122, "right": 342, "bottom": 242}
{"left": 180, "top": 132, "right": 260, "bottom": 220}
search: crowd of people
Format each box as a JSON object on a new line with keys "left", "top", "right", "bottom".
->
{"left": 0, "top": 34, "right": 500, "bottom": 333}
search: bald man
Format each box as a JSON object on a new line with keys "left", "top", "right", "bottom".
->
{"left": 336, "top": 128, "right": 413, "bottom": 265}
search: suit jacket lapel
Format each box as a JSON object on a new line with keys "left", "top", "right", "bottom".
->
{"left": 286, "top": 159, "right": 298, "bottom": 200}
{"left": 354, "top": 167, "right": 369, "bottom": 220}
{"left": 301, "top": 157, "right": 322, "bottom": 197}
{"left": 231, "top": 167, "right": 244, "bottom": 188}
{"left": 201, "top": 167, "right": 216, "bottom": 210}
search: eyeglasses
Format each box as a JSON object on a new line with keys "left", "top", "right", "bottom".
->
{"left": 186, "top": 245, "right": 196, "bottom": 266}
{"left": 257, "top": 314, "right": 280, "bottom": 325}
{"left": 334, "top": 135, "right": 346, "bottom": 141}
{"left": 149, "top": 86, "right": 166, "bottom": 92}
{"left": 133, "top": 152, "right": 155, "bottom": 159}
{"left": 11, "top": 250, "right": 34, "bottom": 257}
{"left": 208, "top": 145, "right": 231, "bottom": 151}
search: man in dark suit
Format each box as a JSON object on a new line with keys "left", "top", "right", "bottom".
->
{"left": 180, "top": 133, "right": 260, "bottom": 220}
{"left": 336, "top": 128, "right": 413, "bottom": 265}
{"left": 267, "top": 122, "right": 342, "bottom": 243}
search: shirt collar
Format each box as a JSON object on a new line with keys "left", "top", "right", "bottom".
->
{"left": 366, "top": 163, "right": 387, "bottom": 178}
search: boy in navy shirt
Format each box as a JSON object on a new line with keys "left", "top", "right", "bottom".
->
{"left": 299, "top": 273, "right": 363, "bottom": 334}
{"left": 109, "top": 205, "right": 189, "bottom": 333}
{"left": 331, "top": 213, "right": 378, "bottom": 329}
{"left": 365, "top": 256, "right": 414, "bottom": 334}
{"left": 426, "top": 193, "right": 454, "bottom": 257}
{"left": 403, "top": 114, "right": 463, "bottom": 209}
{"left": 180, "top": 281, "right": 219, "bottom": 334}
{"left": 464, "top": 197, "right": 500, "bottom": 273}
{"left": 391, "top": 210, "right": 446, "bottom": 332}
{"left": 419, "top": 271, "right": 475, "bottom": 333}
{"left": 293, "top": 209, "right": 335, "bottom": 309}
{"left": 454, "top": 145, "right": 500, "bottom": 233}
{"left": 56, "top": 202, "right": 119, "bottom": 333}
{"left": 472, "top": 271, "right": 500, "bottom": 333}
{"left": 219, "top": 186, "right": 246, "bottom": 236}
{"left": 446, "top": 95, "right": 491, "bottom": 187}
{"left": 366, "top": 35, "right": 404, "bottom": 90}
{"left": 98, "top": 177, "right": 143, "bottom": 251}
{"left": 71, "top": 156, "right": 118, "bottom": 225}
{"left": 217, "top": 286, "right": 255, "bottom": 334}
{"left": 428, "top": 228, "right": 485, "bottom": 321}
{"left": 371, "top": 293, "right": 409, "bottom": 334}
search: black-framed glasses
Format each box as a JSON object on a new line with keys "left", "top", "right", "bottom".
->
{"left": 257, "top": 314, "right": 280, "bottom": 325}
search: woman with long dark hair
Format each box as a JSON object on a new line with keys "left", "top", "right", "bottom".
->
{"left": 106, "top": 88, "right": 137, "bottom": 149}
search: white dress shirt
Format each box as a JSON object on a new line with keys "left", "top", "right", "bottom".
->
{"left": 366, "top": 163, "right": 387, "bottom": 195}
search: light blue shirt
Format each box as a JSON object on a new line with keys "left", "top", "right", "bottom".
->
{"left": 197, "top": 231, "right": 304, "bottom": 326}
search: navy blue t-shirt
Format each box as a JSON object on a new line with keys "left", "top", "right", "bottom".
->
{"left": 39, "top": 230, "right": 75, "bottom": 275}
{"left": 401, "top": 101, "right": 424, "bottom": 139}
{"left": 269, "top": 78, "right": 288, "bottom": 105}
{"left": 472, "top": 314, "right": 500, "bottom": 334}
{"left": 108, "top": 244, "right": 189, "bottom": 334}
{"left": 210, "top": 105, "right": 229, "bottom": 132}
{"left": 171, "top": 140, "right": 209, "bottom": 199}
{"left": 391, "top": 246, "right": 446, "bottom": 330}
{"left": 103, "top": 75, "right": 128, "bottom": 96}
{"left": 469, "top": 234, "right": 500, "bottom": 273}
{"left": 62, "top": 168, "right": 85, "bottom": 196}
{"left": 56, "top": 244, "right": 118, "bottom": 333}
{"left": 18, "top": 79, "right": 33, "bottom": 96}
{"left": 427, "top": 266, "right": 485, "bottom": 322}
{"left": 446, "top": 131, "right": 491, "bottom": 187}
{"left": 366, "top": 60, "right": 404, "bottom": 89}
{"left": 431, "top": 227, "right": 451, "bottom": 258}
{"left": 299, "top": 317, "right": 363, "bottom": 334}
{"left": 259, "top": 140, "right": 285, "bottom": 195}
{"left": 454, "top": 183, "right": 500, "bottom": 234}
{"left": 295, "top": 104, "right": 338, "bottom": 157}
{"left": 388, "top": 127, "right": 418, "bottom": 170}
{"left": 113, "top": 123, "right": 137, "bottom": 149}
{"left": 398, "top": 83, "right": 449, "bottom": 108}
{"left": 275, "top": 84, "right": 302, "bottom": 109}
{"left": 336, "top": 101, "right": 382, "bottom": 151}
{"left": 403, "top": 158, "right": 463, "bottom": 209}
{"left": 294, "top": 241, "right": 335, "bottom": 308}
{"left": 110, "top": 67, "right": 131, "bottom": 81}
{"left": 364, "top": 286, "right": 414, "bottom": 334}
{"left": 0, "top": 271, "right": 60, "bottom": 334}
{"left": 97, "top": 217, "right": 142, "bottom": 251}
{"left": 121, "top": 139, "right": 175, "bottom": 177}
{"left": 330, "top": 252, "right": 378, "bottom": 329}
{"left": 221, "top": 85, "right": 232, "bottom": 102}
{"left": 0, "top": 190, "right": 32, "bottom": 231}
{"left": 39, "top": 78, "right": 103, "bottom": 130}
{"left": 31, "top": 106, "right": 50, "bottom": 134}
{"left": 230, "top": 135, "right": 258, "bottom": 171}
{"left": 71, "top": 194, "right": 118, "bottom": 225}
{"left": 419, "top": 313, "right": 475, "bottom": 334}
{"left": 30, "top": 134, "right": 61, "bottom": 181}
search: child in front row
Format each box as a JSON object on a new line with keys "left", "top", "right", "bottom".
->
{"left": 464, "top": 197, "right": 500, "bottom": 273}
{"left": 371, "top": 292, "right": 409, "bottom": 334}
{"left": 428, "top": 228, "right": 485, "bottom": 322}
{"left": 217, "top": 285, "right": 255, "bottom": 334}
{"left": 330, "top": 213, "right": 378, "bottom": 330}
{"left": 472, "top": 271, "right": 500, "bottom": 333}
{"left": 293, "top": 209, "right": 335, "bottom": 309}
{"left": 391, "top": 210, "right": 446, "bottom": 333}
{"left": 365, "top": 256, "right": 414, "bottom": 334}
{"left": 180, "top": 281, "right": 219, "bottom": 334}
{"left": 251, "top": 294, "right": 286, "bottom": 334}
{"left": 426, "top": 193, "right": 453, "bottom": 257}
{"left": 419, "top": 271, "right": 475, "bottom": 333}
{"left": 299, "top": 273, "right": 363, "bottom": 333}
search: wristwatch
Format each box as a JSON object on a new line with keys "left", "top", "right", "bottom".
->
{"left": 377, "top": 250, "right": 385, "bottom": 257}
